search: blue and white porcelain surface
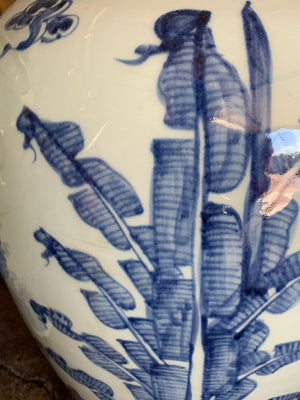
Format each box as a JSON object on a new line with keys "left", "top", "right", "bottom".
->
{"left": 1, "top": 1, "right": 300, "bottom": 400}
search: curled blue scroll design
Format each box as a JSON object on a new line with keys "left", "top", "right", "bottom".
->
{"left": 0, "top": 0, "right": 79, "bottom": 58}
{"left": 15, "top": 2, "right": 300, "bottom": 400}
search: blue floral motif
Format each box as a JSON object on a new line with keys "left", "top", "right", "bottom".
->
{"left": 11, "top": 2, "right": 300, "bottom": 400}
{"left": 0, "top": 0, "right": 79, "bottom": 58}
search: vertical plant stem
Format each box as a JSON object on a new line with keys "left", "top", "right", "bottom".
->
{"left": 188, "top": 16, "right": 209, "bottom": 400}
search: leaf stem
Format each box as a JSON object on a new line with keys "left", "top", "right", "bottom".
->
{"left": 80, "top": 337, "right": 154, "bottom": 395}
{"left": 94, "top": 284, "right": 166, "bottom": 366}
{"left": 235, "top": 275, "right": 300, "bottom": 336}
{"left": 34, "top": 114, "right": 157, "bottom": 275}
{"left": 188, "top": 15, "right": 209, "bottom": 399}
{"left": 89, "top": 183, "right": 156, "bottom": 273}
{"left": 56, "top": 244, "right": 163, "bottom": 365}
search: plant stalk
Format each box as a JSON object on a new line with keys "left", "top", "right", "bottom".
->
{"left": 188, "top": 17, "right": 209, "bottom": 400}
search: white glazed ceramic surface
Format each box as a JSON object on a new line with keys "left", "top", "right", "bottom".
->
{"left": 1, "top": 1, "right": 300, "bottom": 400}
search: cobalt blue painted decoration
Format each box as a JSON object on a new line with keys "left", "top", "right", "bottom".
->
{"left": 269, "top": 394, "right": 300, "bottom": 400}
{"left": 201, "top": 202, "right": 243, "bottom": 317}
{"left": 241, "top": 0, "right": 273, "bottom": 292}
{"left": 151, "top": 139, "right": 195, "bottom": 272}
{"left": 0, "top": 0, "right": 79, "bottom": 58}
{"left": 15, "top": 2, "right": 300, "bottom": 399}
{"left": 41, "top": 345, "right": 116, "bottom": 400}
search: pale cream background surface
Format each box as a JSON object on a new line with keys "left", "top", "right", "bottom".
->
{"left": 0, "top": 1, "right": 300, "bottom": 399}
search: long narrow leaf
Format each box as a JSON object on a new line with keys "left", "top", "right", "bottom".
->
{"left": 129, "top": 318, "right": 159, "bottom": 353}
{"left": 118, "top": 341, "right": 155, "bottom": 372}
{"left": 238, "top": 320, "right": 269, "bottom": 355}
{"left": 246, "top": 200, "right": 298, "bottom": 293}
{"left": 238, "top": 351, "right": 270, "bottom": 375}
{"left": 34, "top": 228, "right": 135, "bottom": 310}
{"left": 218, "top": 273, "right": 300, "bottom": 335}
{"left": 150, "top": 365, "right": 189, "bottom": 400}
{"left": 256, "top": 341, "right": 300, "bottom": 375}
{"left": 17, "top": 107, "right": 84, "bottom": 186}
{"left": 30, "top": 300, "right": 81, "bottom": 340}
{"left": 269, "top": 393, "right": 300, "bottom": 400}
{"left": 126, "top": 384, "right": 155, "bottom": 400}
{"left": 202, "top": 27, "right": 250, "bottom": 193}
{"left": 129, "top": 370, "right": 152, "bottom": 392}
{"left": 80, "top": 345, "right": 134, "bottom": 381}
{"left": 129, "top": 226, "right": 157, "bottom": 265}
{"left": 75, "top": 158, "right": 143, "bottom": 218}
{"left": 81, "top": 290, "right": 127, "bottom": 329}
{"left": 17, "top": 107, "right": 147, "bottom": 255}
{"left": 118, "top": 260, "right": 152, "bottom": 304}
{"left": 215, "top": 294, "right": 266, "bottom": 332}
{"left": 202, "top": 202, "right": 243, "bottom": 317}
{"left": 152, "top": 278, "right": 194, "bottom": 361}
{"left": 157, "top": 25, "right": 198, "bottom": 130}
{"left": 69, "top": 188, "right": 131, "bottom": 250}
{"left": 151, "top": 139, "right": 195, "bottom": 272}
{"left": 242, "top": 0, "right": 273, "bottom": 291}
{"left": 45, "top": 347, "right": 114, "bottom": 400}
{"left": 202, "top": 330, "right": 238, "bottom": 396}
{"left": 265, "top": 252, "right": 300, "bottom": 314}
{"left": 214, "top": 379, "right": 257, "bottom": 400}
{"left": 260, "top": 200, "right": 298, "bottom": 275}
{"left": 266, "top": 251, "right": 300, "bottom": 291}
{"left": 242, "top": 1, "right": 272, "bottom": 135}
{"left": 16, "top": 108, "right": 143, "bottom": 218}
{"left": 81, "top": 333, "right": 128, "bottom": 365}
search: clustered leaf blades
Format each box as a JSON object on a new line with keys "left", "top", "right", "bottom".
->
{"left": 14, "top": 2, "right": 300, "bottom": 400}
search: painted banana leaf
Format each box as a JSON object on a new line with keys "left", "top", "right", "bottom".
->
{"left": 16, "top": 2, "right": 300, "bottom": 400}
{"left": 118, "top": 259, "right": 152, "bottom": 304}
{"left": 43, "top": 345, "right": 115, "bottom": 400}
{"left": 214, "top": 379, "right": 257, "bottom": 400}
{"left": 126, "top": 384, "right": 154, "bottom": 400}
{"left": 255, "top": 341, "right": 300, "bottom": 375}
{"left": 201, "top": 202, "right": 243, "bottom": 317}
{"left": 80, "top": 345, "right": 134, "bottom": 381}
{"left": 242, "top": 0, "right": 274, "bottom": 293}
{"left": 31, "top": 301, "right": 158, "bottom": 396}
{"left": 17, "top": 107, "right": 146, "bottom": 253}
{"left": 269, "top": 393, "right": 300, "bottom": 400}
{"left": 238, "top": 351, "right": 270, "bottom": 376}
{"left": 237, "top": 320, "right": 269, "bottom": 356}
{"left": 151, "top": 139, "right": 195, "bottom": 273}
{"left": 34, "top": 228, "right": 135, "bottom": 310}
{"left": 202, "top": 330, "right": 238, "bottom": 397}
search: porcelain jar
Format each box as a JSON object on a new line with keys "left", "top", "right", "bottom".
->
{"left": 1, "top": 1, "right": 300, "bottom": 399}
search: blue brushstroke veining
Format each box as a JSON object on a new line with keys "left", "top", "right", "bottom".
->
{"left": 40, "top": 344, "right": 116, "bottom": 400}
{"left": 269, "top": 393, "right": 300, "bottom": 400}
{"left": 0, "top": 0, "right": 79, "bottom": 58}
{"left": 12, "top": 2, "right": 300, "bottom": 399}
